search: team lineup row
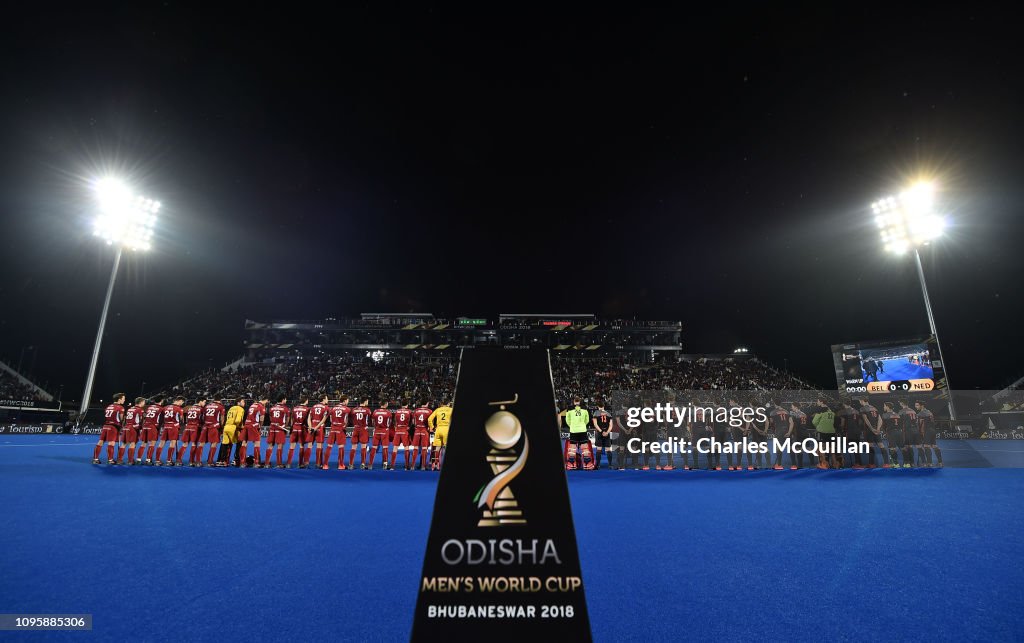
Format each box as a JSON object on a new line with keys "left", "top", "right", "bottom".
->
{"left": 88, "top": 391, "right": 945, "bottom": 472}
{"left": 90, "top": 392, "right": 454, "bottom": 470}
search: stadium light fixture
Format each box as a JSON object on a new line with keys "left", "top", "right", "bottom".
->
{"left": 78, "top": 178, "right": 161, "bottom": 419}
{"left": 870, "top": 180, "right": 955, "bottom": 421}
{"left": 871, "top": 181, "right": 945, "bottom": 255}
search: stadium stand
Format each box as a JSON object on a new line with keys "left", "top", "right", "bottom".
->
{"left": 138, "top": 315, "right": 813, "bottom": 407}
{"left": 0, "top": 360, "right": 53, "bottom": 405}
{"left": 146, "top": 351, "right": 813, "bottom": 410}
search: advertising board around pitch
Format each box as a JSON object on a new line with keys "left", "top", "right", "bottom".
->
{"left": 412, "top": 348, "right": 591, "bottom": 641}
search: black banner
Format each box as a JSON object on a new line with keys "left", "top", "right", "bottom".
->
{"left": 0, "top": 425, "right": 49, "bottom": 434}
{"left": 981, "top": 413, "right": 1024, "bottom": 439}
{"left": 412, "top": 348, "right": 591, "bottom": 641}
{"left": 0, "top": 399, "right": 39, "bottom": 408}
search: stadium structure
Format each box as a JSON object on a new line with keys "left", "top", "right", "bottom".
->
{"left": 242, "top": 313, "right": 683, "bottom": 361}
{"left": 4, "top": 315, "right": 1024, "bottom": 643}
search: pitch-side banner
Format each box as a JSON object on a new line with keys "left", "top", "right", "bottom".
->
{"left": 412, "top": 348, "right": 591, "bottom": 641}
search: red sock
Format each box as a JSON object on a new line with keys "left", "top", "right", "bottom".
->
{"left": 324, "top": 445, "right": 333, "bottom": 466}
{"left": 348, "top": 448, "right": 356, "bottom": 468}
{"left": 207, "top": 446, "right": 216, "bottom": 465}
{"left": 128, "top": 446, "right": 135, "bottom": 462}
{"left": 155, "top": 445, "right": 164, "bottom": 462}
{"left": 145, "top": 445, "right": 153, "bottom": 460}
{"left": 276, "top": 447, "right": 283, "bottom": 465}
{"left": 106, "top": 444, "right": 114, "bottom": 462}
{"left": 264, "top": 448, "right": 273, "bottom": 464}
{"left": 302, "top": 446, "right": 311, "bottom": 466}
{"left": 93, "top": 444, "right": 102, "bottom": 460}
{"left": 368, "top": 447, "right": 377, "bottom": 467}
{"left": 287, "top": 446, "right": 295, "bottom": 465}
{"left": 176, "top": 446, "right": 185, "bottom": 462}
{"left": 117, "top": 446, "right": 126, "bottom": 461}
{"left": 239, "top": 445, "right": 247, "bottom": 463}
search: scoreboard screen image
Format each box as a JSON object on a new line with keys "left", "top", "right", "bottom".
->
{"left": 831, "top": 337, "right": 945, "bottom": 395}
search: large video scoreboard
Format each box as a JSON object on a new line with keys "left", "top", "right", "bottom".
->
{"left": 831, "top": 336, "right": 947, "bottom": 396}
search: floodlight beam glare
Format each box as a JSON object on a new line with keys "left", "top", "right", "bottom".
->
{"left": 871, "top": 181, "right": 944, "bottom": 253}
{"left": 92, "top": 178, "right": 158, "bottom": 251}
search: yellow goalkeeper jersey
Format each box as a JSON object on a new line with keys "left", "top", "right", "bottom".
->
{"left": 225, "top": 405, "right": 245, "bottom": 427}
{"left": 429, "top": 406, "right": 453, "bottom": 430}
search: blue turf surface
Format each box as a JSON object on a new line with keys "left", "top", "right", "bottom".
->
{"left": 2, "top": 436, "right": 1023, "bottom": 642}
{"left": 864, "top": 360, "right": 933, "bottom": 382}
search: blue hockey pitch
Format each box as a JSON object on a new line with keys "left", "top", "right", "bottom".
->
{"left": 1, "top": 436, "right": 1022, "bottom": 641}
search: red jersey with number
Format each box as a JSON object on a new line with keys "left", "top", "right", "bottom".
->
{"left": 330, "top": 404, "right": 350, "bottom": 429}
{"left": 244, "top": 402, "right": 265, "bottom": 429}
{"left": 291, "top": 404, "right": 309, "bottom": 428}
{"left": 268, "top": 403, "right": 290, "bottom": 429}
{"left": 308, "top": 403, "right": 329, "bottom": 430}
{"left": 125, "top": 405, "right": 144, "bottom": 430}
{"left": 351, "top": 406, "right": 371, "bottom": 430}
{"left": 203, "top": 402, "right": 225, "bottom": 429}
{"left": 413, "top": 406, "right": 432, "bottom": 431}
{"left": 372, "top": 408, "right": 392, "bottom": 432}
{"left": 185, "top": 405, "right": 203, "bottom": 429}
{"left": 162, "top": 404, "right": 184, "bottom": 431}
{"left": 394, "top": 408, "right": 412, "bottom": 429}
{"left": 103, "top": 403, "right": 125, "bottom": 427}
{"left": 142, "top": 404, "right": 163, "bottom": 430}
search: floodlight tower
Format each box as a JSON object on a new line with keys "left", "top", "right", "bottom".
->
{"left": 78, "top": 178, "right": 159, "bottom": 418}
{"left": 871, "top": 181, "right": 956, "bottom": 421}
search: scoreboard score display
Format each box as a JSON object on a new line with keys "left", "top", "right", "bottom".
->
{"left": 831, "top": 337, "right": 946, "bottom": 395}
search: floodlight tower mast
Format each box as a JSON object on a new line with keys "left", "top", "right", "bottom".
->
{"left": 78, "top": 179, "right": 160, "bottom": 419}
{"left": 871, "top": 181, "right": 956, "bottom": 422}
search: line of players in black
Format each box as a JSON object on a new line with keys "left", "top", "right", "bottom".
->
{"left": 578, "top": 397, "right": 941, "bottom": 470}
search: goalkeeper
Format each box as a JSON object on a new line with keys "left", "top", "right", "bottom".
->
{"left": 559, "top": 398, "right": 594, "bottom": 470}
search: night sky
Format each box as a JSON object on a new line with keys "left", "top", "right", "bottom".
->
{"left": 2, "top": 5, "right": 1022, "bottom": 403}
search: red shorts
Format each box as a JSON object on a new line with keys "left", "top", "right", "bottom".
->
{"left": 289, "top": 426, "right": 305, "bottom": 443}
{"left": 351, "top": 427, "right": 369, "bottom": 444}
{"left": 100, "top": 425, "right": 119, "bottom": 442}
{"left": 305, "top": 427, "right": 325, "bottom": 444}
{"left": 161, "top": 427, "right": 180, "bottom": 442}
{"left": 141, "top": 427, "right": 158, "bottom": 442}
{"left": 199, "top": 427, "right": 220, "bottom": 443}
{"left": 122, "top": 428, "right": 138, "bottom": 443}
{"left": 411, "top": 431, "right": 430, "bottom": 448}
{"left": 392, "top": 431, "right": 410, "bottom": 447}
{"left": 243, "top": 425, "right": 262, "bottom": 442}
{"left": 267, "top": 427, "right": 288, "bottom": 445}
{"left": 328, "top": 429, "right": 347, "bottom": 445}
{"left": 371, "top": 430, "right": 389, "bottom": 447}
{"left": 181, "top": 427, "right": 199, "bottom": 443}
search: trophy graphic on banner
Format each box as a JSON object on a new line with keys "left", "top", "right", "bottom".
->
{"left": 475, "top": 394, "right": 529, "bottom": 527}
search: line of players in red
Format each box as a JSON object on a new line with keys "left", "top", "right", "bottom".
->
{"left": 90, "top": 392, "right": 450, "bottom": 470}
